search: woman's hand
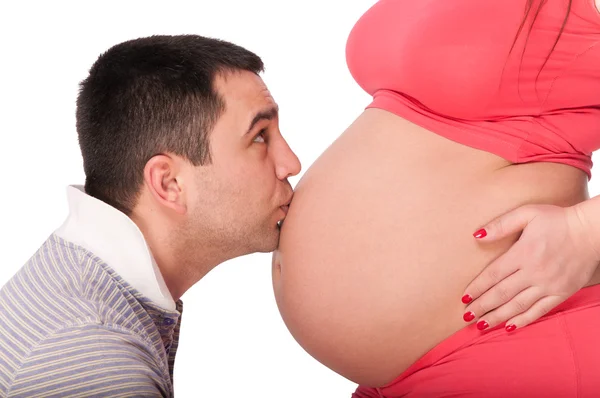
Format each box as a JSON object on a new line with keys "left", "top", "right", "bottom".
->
{"left": 461, "top": 203, "right": 600, "bottom": 332}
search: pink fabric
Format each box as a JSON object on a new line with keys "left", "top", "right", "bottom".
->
{"left": 353, "top": 284, "right": 600, "bottom": 397}
{"left": 346, "top": 0, "right": 600, "bottom": 179}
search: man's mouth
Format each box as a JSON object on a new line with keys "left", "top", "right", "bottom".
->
{"left": 277, "top": 194, "right": 293, "bottom": 228}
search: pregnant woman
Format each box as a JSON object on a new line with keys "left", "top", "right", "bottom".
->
{"left": 272, "top": 0, "right": 600, "bottom": 396}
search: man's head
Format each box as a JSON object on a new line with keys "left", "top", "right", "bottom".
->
{"left": 76, "top": 35, "right": 300, "bottom": 280}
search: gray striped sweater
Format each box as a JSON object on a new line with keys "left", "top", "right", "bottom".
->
{"left": 0, "top": 234, "right": 182, "bottom": 397}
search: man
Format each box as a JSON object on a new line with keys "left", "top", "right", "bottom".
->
{"left": 0, "top": 35, "right": 300, "bottom": 397}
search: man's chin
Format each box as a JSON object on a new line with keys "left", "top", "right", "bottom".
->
{"left": 263, "top": 225, "right": 281, "bottom": 253}
{"left": 244, "top": 222, "right": 281, "bottom": 254}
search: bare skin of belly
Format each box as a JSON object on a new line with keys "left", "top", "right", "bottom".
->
{"left": 272, "top": 108, "right": 600, "bottom": 387}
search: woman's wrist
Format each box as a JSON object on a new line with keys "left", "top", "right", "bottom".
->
{"left": 570, "top": 196, "right": 600, "bottom": 261}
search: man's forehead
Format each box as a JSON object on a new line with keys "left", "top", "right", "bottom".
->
{"left": 215, "top": 71, "right": 274, "bottom": 103}
{"left": 215, "top": 71, "right": 278, "bottom": 124}
{"left": 249, "top": 84, "right": 277, "bottom": 113}
{"left": 257, "top": 86, "right": 276, "bottom": 104}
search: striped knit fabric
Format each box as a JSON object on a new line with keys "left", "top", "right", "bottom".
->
{"left": 0, "top": 234, "right": 182, "bottom": 397}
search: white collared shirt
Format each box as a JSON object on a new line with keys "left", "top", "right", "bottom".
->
{"left": 54, "top": 185, "right": 176, "bottom": 311}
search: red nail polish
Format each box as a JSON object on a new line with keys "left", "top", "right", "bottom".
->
{"left": 477, "top": 320, "right": 489, "bottom": 330}
{"left": 473, "top": 229, "right": 487, "bottom": 239}
{"left": 462, "top": 294, "right": 473, "bottom": 304}
{"left": 506, "top": 324, "right": 517, "bottom": 332}
{"left": 463, "top": 311, "right": 475, "bottom": 322}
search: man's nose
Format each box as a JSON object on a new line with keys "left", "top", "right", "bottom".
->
{"left": 274, "top": 138, "right": 301, "bottom": 180}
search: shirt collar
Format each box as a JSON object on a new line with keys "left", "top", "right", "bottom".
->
{"left": 54, "top": 185, "right": 176, "bottom": 311}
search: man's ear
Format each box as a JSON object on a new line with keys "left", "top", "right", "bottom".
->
{"left": 143, "top": 154, "right": 187, "bottom": 215}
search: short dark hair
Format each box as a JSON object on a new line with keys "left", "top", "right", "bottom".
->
{"left": 76, "top": 35, "right": 264, "bottom": 215}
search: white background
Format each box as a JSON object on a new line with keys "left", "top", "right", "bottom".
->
{"left": 2, "top": 1, "right": 600, "bottom": 397}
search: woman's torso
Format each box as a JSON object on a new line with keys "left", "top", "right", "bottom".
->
{"left": 273, "top": 109, "right": 595, "bottom": 386}
{"left": 273, "top": 0, "right": 600, "bottom": 387}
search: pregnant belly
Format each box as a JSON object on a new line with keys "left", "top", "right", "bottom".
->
{"left": 272, "top": 108, "right": 589, "bottom": 387}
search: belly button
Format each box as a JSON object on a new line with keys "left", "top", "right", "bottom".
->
{"left": 272, "top": 250, "right": 282, "bottom": 271}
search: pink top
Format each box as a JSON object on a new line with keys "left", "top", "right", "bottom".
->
{"left": 346, "top": 0, "right": 600, "bottom": 179}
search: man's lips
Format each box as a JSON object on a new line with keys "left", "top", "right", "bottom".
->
{"left": 280, "top": 193, "right": 293, "bottom": 214}
{"left": 277, "top": 194, "right": 293, "bottom": 227}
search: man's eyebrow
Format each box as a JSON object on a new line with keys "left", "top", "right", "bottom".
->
{"left": 245, "top": 106, "right": 279, "bottom": 135}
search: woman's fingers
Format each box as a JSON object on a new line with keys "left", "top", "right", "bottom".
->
{"left": 462, "top": 244, "right": 521, "bottom": 304}
{"left": 467, "top": 286, "right": 541, "bottom": 330}
{"left": 464, "top": 270, "right": 529, "bottom": 324}
{"left": 503, "top": 295, "right": 564, "bottom": 331}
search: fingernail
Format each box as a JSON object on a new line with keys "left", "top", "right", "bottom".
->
{"left": 473, "top": 229, "right": 487, "bottom": 239}
{"left": 506, "top": 324, "right": 517, "bottom": 332}
{"left": 461, "top": 294, "right": 473, "bottom": 304}
{"left": 463, "top": 311, "right": 475, "bottom": 322}
{"left": 477, "top": 320, "right": 489, "bottom": 330}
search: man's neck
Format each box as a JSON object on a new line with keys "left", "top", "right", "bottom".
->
{"left": 130, "top": 213, "right": 230, "bottom": 301}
